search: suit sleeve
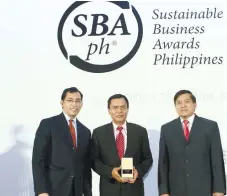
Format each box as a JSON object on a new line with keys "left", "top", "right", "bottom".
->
{"left": 32, "top": 119, "right": 51, "bottom": 195}
{"left": 210, "top": 122, "right": 226, "bottom": 194}
{"left": 158, "top": 125, "right": 170, "bottom": 195}
{"left": 91, "top": 129, "right": 113, "bottom": 179}
{"left": 135, "top": 128, "right": 153, "bottom": 178}
{"left": 83, "top": 131, "right": 92, "bottom": 196}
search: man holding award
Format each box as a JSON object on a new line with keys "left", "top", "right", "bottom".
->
{"left": 91, "top": 94, "right": 153, "bottom": 196}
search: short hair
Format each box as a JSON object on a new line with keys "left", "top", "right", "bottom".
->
{"left": 174, "top": 90, "right": 196, "bottom": 104}
{"left": 61, "top": 87, "right": 83, "bottom": 101}
{"left": 107, "top": 94, "right": 129, "bottom": 109}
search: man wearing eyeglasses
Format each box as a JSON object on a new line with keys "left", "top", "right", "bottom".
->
{"left": 32, "top": 87, "right": 92, "bottom": 196}
{"left": 91, "top": 94, "right": 153, "bottom": 196}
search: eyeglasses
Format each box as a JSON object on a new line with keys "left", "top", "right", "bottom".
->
{"left": 65, "top": 99, "right": 82, "bottom": 104}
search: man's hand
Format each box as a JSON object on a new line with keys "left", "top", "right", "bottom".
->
{"left": 127, "top": 167, "right": 139, "bottom": 184}
{"left": 161, "top": 194, "right": 170, "bottom": 196}
{"left": 111, "top": 167, "right": 125, "bottom": 183}
{"left": 213, "top": 193, "right": 224, "bottom": 196}
{"left": 38, "top": 194, "right": 49, "bottom": 196}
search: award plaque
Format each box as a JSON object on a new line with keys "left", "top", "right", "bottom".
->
{"left": 121, "top": 157, "right": 133, "bottom": 180}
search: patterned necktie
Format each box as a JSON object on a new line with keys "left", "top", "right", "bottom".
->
{"left": 69, "top": 120, "right": 76, "bottom": 147}
{"left": 183, "top": 120, "right": 190, "bottom": 141}
{"left": 116, "top": 126, "right": 124, "bottom": 159}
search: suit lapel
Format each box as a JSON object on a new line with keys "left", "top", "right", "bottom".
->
{"left": 124, "top": 122, "right": 134, "bottom": 157}
{"left": 174, "top": 117, "right": 188, "bottom": 145}
{"left": 187, "top": 115, "right": 200, "bottom": 144}
{"left": 105, "top": 123, "right": 120, "bottom": 162}
{"left": 56, "top": 113, "right": 74, "bottom": 148}
{"left": 76, "top": 119, "right": 83, "bottom": 151}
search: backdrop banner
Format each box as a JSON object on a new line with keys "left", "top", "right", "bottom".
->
{"left": 0, "top": 0, "right": 226, "bottom": 195}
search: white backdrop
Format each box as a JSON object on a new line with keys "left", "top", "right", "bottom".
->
{"left": 0, "top": 0, "right": 227, "bottom": 195}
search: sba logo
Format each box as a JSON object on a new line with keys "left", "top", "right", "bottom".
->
{"left": 58, "top": 1, "right": 143, "bottom": 73}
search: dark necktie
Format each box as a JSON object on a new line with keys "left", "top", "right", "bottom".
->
{"left": 116, "top": 126, "right": 124, "bottom": 159}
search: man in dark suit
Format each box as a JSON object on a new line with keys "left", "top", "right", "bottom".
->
{"left": 158, "top": 90, "right": 226, "bottom": 196}
{"left": 92, "top": 94, "right": 153, "bottom": 196}
{"left": 32, "top": 87, "right": 92, "bottom": 196}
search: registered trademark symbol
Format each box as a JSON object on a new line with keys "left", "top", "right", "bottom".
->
{"left": 112, "top": 40, "right": 117, "bottom": 46}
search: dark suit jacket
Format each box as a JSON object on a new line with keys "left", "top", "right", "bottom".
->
{"left": 158, "top": 115, "right": 226, "bottom": 196}
{"left": 92, "top": 122, "right": 153, "bottom": 196}
{"left": 32, "top": 113, "right": 92, "bottom": 196}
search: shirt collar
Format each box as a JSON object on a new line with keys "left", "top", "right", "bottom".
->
{"left": 112, "top": 121, "right": 127, "bottom": 132}
{"left": 180, "top": 113, "right": 195, "bottom": 125}
{"left": 63, "top": 111, "right": 77, "bottom": 124}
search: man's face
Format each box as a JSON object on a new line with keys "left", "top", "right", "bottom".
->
{"left": 108, "top": 98, "right": 128, "bottom": 125}
{"left": 61, "top": 92, "right": 83, "bottom": 119}
{"left": 175, "top": 93, "right": 196, "bottom": 119}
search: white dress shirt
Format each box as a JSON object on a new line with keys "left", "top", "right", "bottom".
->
{"left": 180, "top": 114, "right": 195, "bottom": 132}
{"left": 112, "top": 121, "right": 127, "bottom": 154}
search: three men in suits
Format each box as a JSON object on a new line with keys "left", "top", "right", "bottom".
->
{"left": 32, "top": 87, "right": 92, "bottom": 196}
{"left": 92, "top": 94, "right": 153, "bottom": 196}
{"left": 158, "top": 90, "right": 226, "bottom": 196}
